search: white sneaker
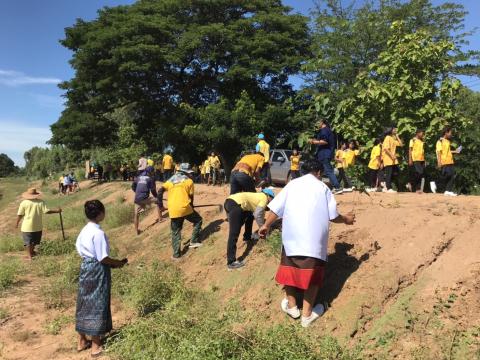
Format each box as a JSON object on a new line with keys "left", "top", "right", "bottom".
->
{"left": 430, "top": 181, "right": 437, "bottom": 193}
{"left": 332, "top": 188, "right": 344, "bottom": 195}
{"left": 189, "top": 242, "right": 203, "bottom": 248}
{"left": 366, "top": 188, "right": 376, "bottom": 193}
{"left": 301, "top": 303, "right": 325, "bottom": 328}
{"left": 343, "top": 188, "right": 353, "bottom": 192}
{"left": 281, "top": 298, "right": 300, "bottom": 319}
{"left": 444, "top": 191, "right": 458, "bottom": 197}
{"left": 386, "top": 189, "right": 397, "bottom": 193}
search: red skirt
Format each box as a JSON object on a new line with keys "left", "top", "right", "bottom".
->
{"left": 275, "top": 248, "right": 326, "bottom": 290}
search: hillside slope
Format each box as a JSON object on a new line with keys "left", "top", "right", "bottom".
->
{"left": 0, "top": 179, "right": 479, "bottom": 359}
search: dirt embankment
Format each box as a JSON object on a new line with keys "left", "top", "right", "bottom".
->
{"left": 1, "top": 180, "right": 479, "bottom": 359}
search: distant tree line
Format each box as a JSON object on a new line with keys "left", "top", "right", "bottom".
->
{"left": 22, "top": 0, "right": 480, "bottom": 192}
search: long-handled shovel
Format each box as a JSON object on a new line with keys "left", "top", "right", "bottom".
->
{"left": 59, "top": 212, "right": 66, "bottom": 241}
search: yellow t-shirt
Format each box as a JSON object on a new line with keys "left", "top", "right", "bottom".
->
{"left": 163, "top": 178, "right": 194, "bottom": 218}
{"left": 17, "top": 199, "right": 50, "bottom": 232}
{"left": 335, "top": 149, "right": 345, "bottom": 169}
{"left": 200, "top": 164, "right": 206, "bottom": 175}
{"left": 257, "top": 140, "right": 270, "bottom": 162}
{"left": 59, "top": 176, "right": 64, "bottom": 183}
{"left": 409, "top": 138, "right": 425, "bottom": 162}
{"left": 208, "top": 156, "right": 221, "bottom": 170}
{"left": 203, "top": 159, "right": 211, "bottom": 173}
{"left": 147, "top": 159, "right": 154, "bottom": 167}
{"left": 436, "top": 138, "right": 454, "bottom": 165}
{"left": 290, "top": 155, "right": 300, "bottom": 171}
{"left": 368, "top": 145, "right": 382, "bottom": 170}
{"left": 382, "top": 135, "right": 400, "bottom": 166}
{"left": 228, "top": 192, "right": 268, "bottom": 212}
{"left": 344, "top": 149, "right": 360, "bottom": 168}
{"left": 237, "top": 154, "right": 265, "bottom": 176}
{"left": 162, "top": 155, "right": 174, "bottom": 170}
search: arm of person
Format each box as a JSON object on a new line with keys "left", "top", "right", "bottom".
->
{"left": 396, "top": 135, "right": 404, "bottom": 147}
{"left": 15, "top": 215, "right": 23, "bottom": 229}
{"left": 384, "top": 148, "right": 396, "bottom": 162}
{"left": 436, "top": 150, "right": 442, "bottom": 168}
{"left": 253, "top": 206, "right": 266, "bottom": 227}
{"left": 131, "top": 179, "right": 137, "bottom": 192}
{"left": 408, "top": 145, "right": 413, "bottom": 165}
{"left": 100, "top": 256, "right": 128, "bottom": 268}
{"left": 330, "top": 213, "right": 355, "bottom": 224}
{"left": 309, "top": 139, "right": 328, "bottom": 145}
{"left": 157, "top": 186, "right": 167, "bottom": 211}
{"left": 258, "top": 210, "right": 279, "bottom": 238}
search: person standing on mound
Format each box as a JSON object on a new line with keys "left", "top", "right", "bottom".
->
{"left": 75, "top": 200, "right": 128, "bottom": 357}
{"left": 158, "top": 163, "right": 203, "bottom": 260}
{"left": 132, "top": 166, "right": 162, "bottom": 235}
{"left": 259, "top": 160, "right": 355, "bottom": 328}
{"left": 382, "top": 126, "right": 403, "bottom": 193}
{"left": 16, "top": 188, "right": 62, "bottom": 260}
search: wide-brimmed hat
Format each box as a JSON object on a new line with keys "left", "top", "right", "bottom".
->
{"left": 179, "top": 163, "right": 194, "bottom": 174}
{"left": 22, "top": 187, "right": 42, "bottom": 200}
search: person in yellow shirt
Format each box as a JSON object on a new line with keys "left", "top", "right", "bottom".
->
{"left": 335, "top": 142, "right": 353, "bottom": 191}
{"left": 16, "top": 188, "right": 62, "bottom": 260}
{"left": 382, "top": 126, "right": 403, "bottom": 193}
{"left": 162, "top": 152, "right": 174, "bottom": 181}
{"left": 344, "top": 140, "right": 361, "bottom": 167}
{"left": 224, "top": 188, "right": 275, "bottom": 269}
{"left": 207, "top": 151, "right": 221, "bottom": 186}
{"left": 158, "top": 163, "right": 203, "bottom": 259}
{"left": 230, "top": 152, "right": 265, "bottom": 194}
{"left": 203, "top": 159, "right": 210, "bottom": 184}
{"left": 256, "top": 133, "right": 271, "bottom": 186}
{"left": 366, "top": 138, "right": 382, "bottom": 192}
{"left": 147, "top": 157, "right": 154, "bottom": 167}
{"left": 58, "top": 175, "right": 65, "bottom": 194}
{"left": 436, "top": 127, "right": 460, "bottom": 196}
{"left": 289, "top": 149, "right": 301, "bottom": 180}
{"left": 408, "top": 129, "right": 425, "bottom": 193}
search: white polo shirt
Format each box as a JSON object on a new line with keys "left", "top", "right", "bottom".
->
{"left": 268, "top": 174, "right": 339, "bottom": 261}
{"left": 75, "top": 222, "right": 110, "bottom": 262}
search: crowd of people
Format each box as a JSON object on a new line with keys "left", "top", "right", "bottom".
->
{"left": 15, "top": 121, "right": 463, "bottom": 356}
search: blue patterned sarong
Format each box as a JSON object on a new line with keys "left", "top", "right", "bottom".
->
{"left": 75, "top": 257, "right": 112, "bottom": 336}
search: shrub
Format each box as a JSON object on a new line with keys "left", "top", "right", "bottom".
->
{"left": 120, "top": 261, "right": 185, "bottom": 316}
{"left": 0, "top": 257, "right": 23, "bottom": 292}
{"left": 38, "top": 238, "right": 75, "bottom": 256}
{"left": 0, "top": 234, "right": 24, "bottom": 253}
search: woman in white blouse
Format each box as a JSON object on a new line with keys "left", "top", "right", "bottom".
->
{"left": 259, "top": 160, "right": 355, "bottom": 328}
{"left": 75, "top": 200, "right": 128, "bottom": 357}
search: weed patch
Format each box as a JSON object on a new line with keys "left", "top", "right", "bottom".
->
{"left": 0, "top": 234, "right": 24, "bottom": 253}
{"left": 0, "top": 257, "right": 23, "bottom": 292}
{"left": 44, "top": 314, "right": 72, "bottom": 335}
{"left": 104, "top": 203, "right": 134, "bottom": 229}
{"left": 38, "top": 238, "right": 75, "bottom": 256}
{"left": 264, "top": 230, "right": 282, "bottom": 257}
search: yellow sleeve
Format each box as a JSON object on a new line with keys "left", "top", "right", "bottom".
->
{"left": 163, "top": 182, "right": 173, "bottom": 191}
{"left": 42, "top": 202, "right": 50, "bottom": 214}
{"left": 436, "top": 141, "right": 442, "bottom": 152}
{"left": 17, "top": 201, "right": 25, "bottom": 216}
{"left": 187, "top": 179, "right": 194, "bottom": 197}
{"left": 409, "top": 139, "right": 414, "bottom": 148}
{"left": 256, "top": 156, "right": 265, "bottom": 172}
{"left": 354, "top": 150, "right": 360, "bottom": 156}
{"left": 257, "top": 194, "right": 268, "bottom": 208}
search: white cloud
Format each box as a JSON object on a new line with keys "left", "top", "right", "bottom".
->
{"left": 0, "top": 120, "right": 52, "bottom": 167}
{"left": 0, "top": 69, "right": 61, "bottom": 87}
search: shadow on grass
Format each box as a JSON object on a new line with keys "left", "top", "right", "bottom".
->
{"left": 200, "top": 219, "right": 224, "bottom": 241}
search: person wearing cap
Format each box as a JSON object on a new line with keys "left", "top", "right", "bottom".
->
{"left": 16, "top": 188, "right": 62, "bottom": 260}
{"left": 230, "top": 152, "right": 265, "bottom": 194}
{"left": 256, "top": 133, "right": 271, "bottom": 186}
{"left": 224, "top": 188, "right": 275, "bottom": 270}
{"left": 157, "top": 163, "right": 203, "bottom": 259}
{"left": 132, "top": 166, "right": 162, "bottom": 235}
{"left": 259, "top": 160, "right": 355, "bottom": 328}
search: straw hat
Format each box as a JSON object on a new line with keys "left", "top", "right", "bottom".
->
{"left": 22, "top": 187, "right": 42, "bottom": 200}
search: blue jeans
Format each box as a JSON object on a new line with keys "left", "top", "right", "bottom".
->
{"left": 319, "top": 157, "right": 340, "bottom": 189}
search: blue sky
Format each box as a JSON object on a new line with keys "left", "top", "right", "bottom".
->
{"left": 0, "top": 0, "right": 478, "bottom": 166}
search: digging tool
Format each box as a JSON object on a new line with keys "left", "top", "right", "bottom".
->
{"left": 59, "top": 212, "right": 66, "bottom": 241}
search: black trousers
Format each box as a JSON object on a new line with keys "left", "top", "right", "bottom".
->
{"left": 368, "top": 169, "right": 378, "bottom": 188}
{"left": 338, "top": 168, "right": 352, "bottom": 188}
{"left": 224, "top": 199, "right": 253, "bottom": 264}
{"left": 290, "top": 170, "right": 301, "bottom": 180}
{"left": 409, "top": 161, "right": 425, "bottom": 191}
{"left": 441, "top": 165, "right": 455, "bottom": 192}
{"left": 384, "top": 165, "right": 399, "bottom": 190}
{"left": 260, "top": 163, "right": 272, "bottom": 185}
{"left": 230, "top": 171, "right": 255, "bottom": 195}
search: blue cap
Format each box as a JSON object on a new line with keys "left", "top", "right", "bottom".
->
{"left": 262, "top": 188, "right": 275, "bottom": 198}
{"left": 258, "top": 133, "right": 265, "bottom": 140}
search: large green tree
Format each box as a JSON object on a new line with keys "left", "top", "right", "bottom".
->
{"left": 0, "top": 154, "right": 17, "bottom": 177}
{"left": 51, "top": 0, "right": 310, "bottom": 161}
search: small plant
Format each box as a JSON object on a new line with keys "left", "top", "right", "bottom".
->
{"left": 0, "top": 307, "right": 8, "bottom": 320}
{"left": 44, "top": 314, "right": 72, "bottom": 335}
{"left": 36, "top": 257, "right": 59, "bottom": 277}
{"left": 265, "top": 230, "right": 282, "bottom": 257}
{"left": 38, "top": 238, "right": 75, "bottom": 256}
{"left": 0, "top": 234, "right": 24, "bottom": 253}
{"left": 0, "top": 257, "right": 23, "bottom": 292}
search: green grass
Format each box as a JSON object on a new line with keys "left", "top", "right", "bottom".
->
{"left": 0, "top": 178, "right": 29, "bottom": 211}
{"left": 44, "top": 314, "right": 72, "bottom": 335}
{"left": 104, "top": 203, "right": 134, "bottom": 230}
{"left": 38, "top": 238, "right": 75, "bottom": 256}
{"left": 0, "top": 257, "right": 23, "bottom": 292}
{"left": 264, "top": 230, "right": 282, "bottom": 257}
{"left": 0, "top": 234, "right": 24, "bottom": 253}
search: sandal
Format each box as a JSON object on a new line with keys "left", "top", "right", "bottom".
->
{"left": 77, "top": 341, "right": 92, "bottom": 352}
{"left": 91, "top": 349, "right": 103, "bottom": 358}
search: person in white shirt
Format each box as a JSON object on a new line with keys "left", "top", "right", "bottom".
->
{"left": 75, "top": 200, "right": 128, "bottom": 357}
{"left": 259, "top": 160, "right": 355, "bottom": 328}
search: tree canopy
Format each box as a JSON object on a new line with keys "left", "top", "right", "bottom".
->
{"left": 0, "top": 154, "right": 17, "bottom": 177}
